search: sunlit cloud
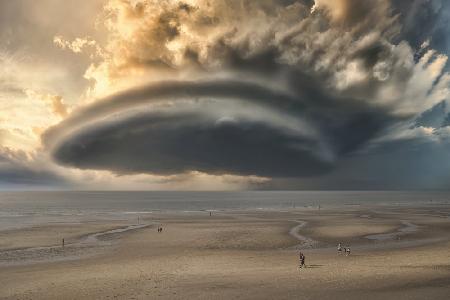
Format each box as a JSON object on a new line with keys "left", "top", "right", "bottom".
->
{"left": 2, "top": 0, "right": 450, "bottom": 189}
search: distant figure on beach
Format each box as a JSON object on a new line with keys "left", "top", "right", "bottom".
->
{"left": 157, "top": 226, "right": 162, "bottom": 233}
{"left": 62, "top": 238, "right": 65, "bottom": 248}
{"left": 337, "top": 243, "right": 342, "bottom": 254}
{"left": 210, "top": 212, "right": 212, "bottom": 216}
{"left": 299, "top": 252, "right": 306, "bottom": 269}
{"left": 345, "top": 247, "right": 351, "bottom": 256}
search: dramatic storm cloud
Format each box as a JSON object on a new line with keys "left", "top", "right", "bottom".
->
{"left": 43, "top": 77, "right": 395, "bottom": 178}
{"left": 3, "top": 0, "right": 450, "bottom": 189}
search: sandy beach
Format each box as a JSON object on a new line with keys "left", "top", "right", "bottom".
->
{"left": 1, "top": 204, "right": 449, "bottom": 300}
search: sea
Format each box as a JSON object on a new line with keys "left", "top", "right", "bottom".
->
{"left": 0, "top": 191, "right": 449, "bottom": 230}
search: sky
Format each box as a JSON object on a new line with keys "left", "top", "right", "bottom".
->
{"left": 1, "top": 0, "right": 450, "bottom": 190}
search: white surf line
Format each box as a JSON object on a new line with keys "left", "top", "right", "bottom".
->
{"left": 81, "top": 224, "right": 150, "bottom": 244}
{"left": 288, "top": 220, "right": 318, "bottom": 249}
{"left": 365, "top": 220, "right": 419, "bottom": 241}
{"left": 359, "top": 214, "right": 371, "bottom": 219}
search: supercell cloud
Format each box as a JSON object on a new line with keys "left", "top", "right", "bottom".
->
{"left": 3, "top": 0, "right": 450, "bottom": 188}
{"left": 44, "top": 79, "right": 395, "bottom": 177}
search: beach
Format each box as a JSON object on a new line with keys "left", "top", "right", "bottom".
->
{"left": 1, "top": 198, "right": 449, "bottom": 300}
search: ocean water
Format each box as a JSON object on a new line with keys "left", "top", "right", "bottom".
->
{"left": 0, "top": 191, "right": 449, "bottom": 230}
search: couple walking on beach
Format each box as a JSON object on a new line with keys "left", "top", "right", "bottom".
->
{"left": 337, "top": 243, "right": 351, "bottom": 256}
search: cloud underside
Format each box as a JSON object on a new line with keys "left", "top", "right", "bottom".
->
{"left": 0, "top": 148, "right": 66, "bottom": 187}
{"left": 52, "top": 111, "right": 331, "bottom": 177}
{"left": 44, "top": 79, "right": 395, "bottom": 178}
{"left": 0, "top": 169, "right": 63, "bottom": 186}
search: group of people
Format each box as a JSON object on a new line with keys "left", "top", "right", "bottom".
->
{"left": 337, "top": 243, "right": 351, "bottom": 256}
{"left": 297, "top": 242, "right": 351, "bottom": 270}
{"left": 157, "top": 225, "right": 163, "bottom": 233}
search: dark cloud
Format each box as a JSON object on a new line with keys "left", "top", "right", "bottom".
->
{"left": 0, "top": 148, "right": 67, "bottom": 187}
{"left": 43, "top": 80, "right": 305, "bottom": 145}
{"left": 51, "top": 110, "right": 332, "bottom": 177}
{"left": 44, "top": 78, "right": 397, "bottom": 178}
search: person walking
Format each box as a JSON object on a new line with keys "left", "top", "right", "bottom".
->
{"left": 298, "top": 251, "right": 303, "bottom": 269}
{"left": 346, "top": 247, "right": 351, "bottom": 256}
{"left": 299, "top": 252, "right": 306, "bottom": 269}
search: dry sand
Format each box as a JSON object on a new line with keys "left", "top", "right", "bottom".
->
{"left": 0, "top": 205, "right": 449, "bottom": 299}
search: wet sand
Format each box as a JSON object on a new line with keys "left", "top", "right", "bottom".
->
{"left": 0, "top": 204, "right": 449, "bottom": 299}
